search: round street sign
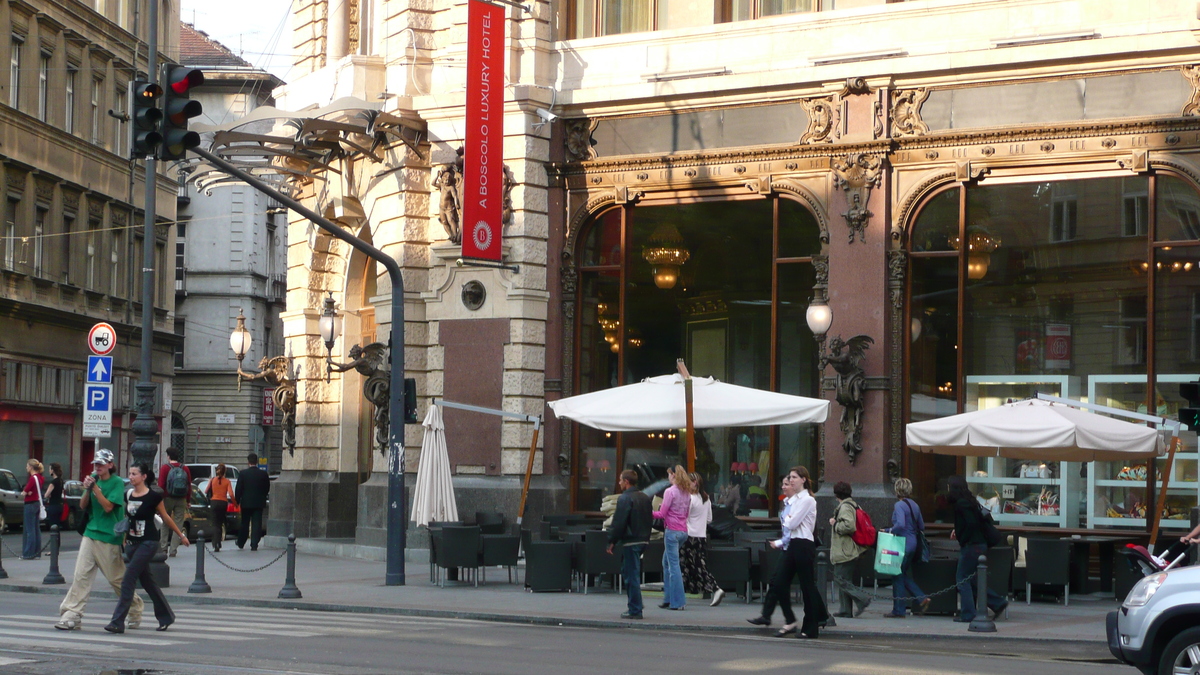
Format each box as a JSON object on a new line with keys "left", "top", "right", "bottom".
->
{"left": 88, "top": 322, "right": 117, "bottom": 356}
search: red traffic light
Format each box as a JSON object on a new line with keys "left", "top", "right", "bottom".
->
{"left": 166, "top": 67, "right": 205, "bottom": 95}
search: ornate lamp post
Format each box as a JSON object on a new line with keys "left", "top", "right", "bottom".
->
{"left": 805, "top": 299, "right": 833, "bottom": 337}
{"left": 320, "top": 293, "right": 394, "bottom": 456}
{"left": 229, "top": 309, "right": 297, "bottom": 455}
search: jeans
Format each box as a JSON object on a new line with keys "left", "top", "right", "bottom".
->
{"left": 957, "top": 543, "right": 1005, "bottom": 621}
{"left": 622, "top": 543, "right": 646, "bottom": 616}
{"left": 22, "top": 501, "right": 41, "bottom": 558}
{"left": 111, "top": 539, "right": 173, "bottom": 628}
{"left": 662, "top": 529, "right": 687, "bottom": 609}
{"left": 892, "top": 550, "right": 927, "bottom": 616}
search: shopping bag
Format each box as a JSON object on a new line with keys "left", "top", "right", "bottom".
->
{"left": 874, "top": 530, "right": 905, "bottom": 576}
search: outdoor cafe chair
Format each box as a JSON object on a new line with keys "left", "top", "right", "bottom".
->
{"left": 525, "top": 540, "right": 573, "bottom": 592}
{"left": 707, "top": 546, "right": 752, "bottom": 603}
{"left": 480, "top": 533, "right": 521, "bottom": 584}
{"left": 475, "top": 511, "right": 507, "bottom": 535}
{"left": 438, "top": 525, "right": 483, "bottom": 587}
{"left": 1026, "top": 538, "right": 1072, "bottom": 606}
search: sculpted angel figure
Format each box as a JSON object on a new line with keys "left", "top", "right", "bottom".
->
{"left": 433, "top": 148, "right": 465, "bottom": 244}
{"left": 237, "top": 355, "right": 298, "bottom": 455}
{"left": 820, "top": 335, "right": 875, "bottom": 464}
{"left": 327, "top": 343, "right": 392, "bottom": 454}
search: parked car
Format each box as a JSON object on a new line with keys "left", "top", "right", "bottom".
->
{"left": 0, "top": 468, "right": 23, "bottom": 532}
{"left": 62, "top": 480, "right": 87, "bottom": 531}
{"left": 1108, "top": 563, "right": 1200, "bottom": 675}
{"left": 183, "top": 484, "right": 240, "bottom": 542}
{"left": 186, "top": 463, "right": 240, "bottom": 485}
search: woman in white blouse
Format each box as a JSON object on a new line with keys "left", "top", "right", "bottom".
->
{"left": 748, "top": 465, "right": 829, "bottom": 638}
{"left": 680, "top": 474, "right": 725, "bottom": 606}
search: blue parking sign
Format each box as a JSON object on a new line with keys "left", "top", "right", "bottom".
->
{"left": 85, "top": 385, "right": 110, "bottom": 411}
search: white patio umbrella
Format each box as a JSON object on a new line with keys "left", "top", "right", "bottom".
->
{"left": 411, "top": 405, "right": 458, "bottom": 527}
{"left": 906, "top": 398, "right": 1166, "bottom": 462}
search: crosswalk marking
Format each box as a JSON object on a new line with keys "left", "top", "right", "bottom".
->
{"left": 0, "top": 626, "right": 181, "bottom": 646}
{"left": 0, "top": 657, "right": 34, "bottom": 666}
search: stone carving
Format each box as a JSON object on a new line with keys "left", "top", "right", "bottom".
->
{"left": 841, "top": 77, "right": 871, "bottom": 96}
{"left": 5, "top": 170, "right": 25, "bottom": 193}
{"left": 62, "top": 191, "right": 79, "bottom": 214}
{"left": 434, "top": 147, "right": 515, "bottom": 244}
{"left": 770, "top": 179, "right": 830, "bottom": 244}
{"left": 820, "top": 334, "right": 874, "bottom": 465}
{"left": 886, "top": 249, "right": 906, "bottom": 484}
{"left": 327, "top": 342, "right": 391, "bottom": 455}
{"left": 873, "top": 96, "right": 884, "bottom": 139}
{"left": 35, "top": 180, "right": 53, "bottom": 204}
{"left": 832, "top": 153, "right": 884, "bottom": 244}
{"left": 799, "top": 97, "right": 838, "bottom": 144}
{"left": 890, "top": 89, "right": 929, "bottom": 137}
{"left": 347, "top": 0, "right": 360, "bottom": 54}
{"left": 237, "top": 355, "right": 298, "bottom": 455}
{"left": 564, "top": 118, "right": 598, "bottom": 162}
{"left": 1183, "top": 65, "right": 1200, "bottom": 117}
{"left": 887, "top": 249, "right": 906, "bottom": 310}
{"left": 812, "top": 254, "right": 829, "bottom": 292}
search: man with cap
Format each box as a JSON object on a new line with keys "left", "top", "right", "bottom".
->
{"left": 56, "top": 449, "right": 143, "bottom": 630}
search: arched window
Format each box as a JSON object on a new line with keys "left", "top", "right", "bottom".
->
{"left": 906, "top": 172, "right": 1200, "bottom": 531}
{"left": 572, "top": 195, "right": 823, "bottom": 511}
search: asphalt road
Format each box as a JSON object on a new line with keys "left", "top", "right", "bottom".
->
{"left": 0, "top": 593, "right": 1130, "bottom": 675}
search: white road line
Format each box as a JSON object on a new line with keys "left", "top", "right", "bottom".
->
{"left": 0, "top": 657, "right": 34, "bottom": 666}
{"left": 0, "top": 627, "right": 181, "bottom": 646}
{"left": 174, "top": 607, "right": 416, "bottom": 624}
{"left": 0, "top": 616, "right": 318, "bottom": 639}
{"left": 0, "top": 637, "right": 128, "bottom": 654}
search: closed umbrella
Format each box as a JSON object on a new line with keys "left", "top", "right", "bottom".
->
{"left": 906, "top": 398, "right": 1165, "bottom": 461}
{"left": 411, "top": 405, "right": 458, "bottom": 527}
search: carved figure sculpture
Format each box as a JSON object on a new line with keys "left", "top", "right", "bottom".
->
{"left": 832, "top": 153, "right": 884, "bottom": 244}
{"left": 820, "top": 334, "right": 875, "bottom": 465}
{"left": 237, "top": 355, "right": 298, "bottom": 456}
{"left": 327, "top": 343, "right": 392, "bottom": 455}
{"left": 433, "top": 147, "right": 466, "bottom": 243}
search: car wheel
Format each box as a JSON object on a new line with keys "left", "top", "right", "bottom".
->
{"left": 1158, "top": 625, "right": 1200, "bottom": 675}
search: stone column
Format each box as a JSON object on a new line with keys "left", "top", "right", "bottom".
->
{"left": 326, "top": 0, "right": 350, "bottom": 63}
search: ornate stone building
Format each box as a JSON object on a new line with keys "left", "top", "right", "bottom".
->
{"left": 0, "top": 1, "right": 179, "bottom": 484}
{"left": 263, "top": 0, "right": 1200, "bottom": 545}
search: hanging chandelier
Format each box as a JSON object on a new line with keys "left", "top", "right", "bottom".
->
{"left": 642, "top": 223, "right": 691, "bottom": 289}
{"left": 948, "top": 230, "right": 1001, "bottom": 280}
{"left": 597, "top": 303, "right": 621, "bottom": 353}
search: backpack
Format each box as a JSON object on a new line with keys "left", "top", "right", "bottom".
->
{"left": 850, "top": 505, "right": 877, "bottom": 547}
{"left": 165, "top": 464, "right": 189, "bottom": 498}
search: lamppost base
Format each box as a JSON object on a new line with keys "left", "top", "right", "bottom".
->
{"left": 385, "top": 572, "right": 405, "bottom": 586}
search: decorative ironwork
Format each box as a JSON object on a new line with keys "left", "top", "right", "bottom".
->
{"left": 236, "top": 352, "right": 298, "bottom": 456}
{"left": 820, "top": 334, "right": 874, "bottom": 465}
{"left": 327, "top": 342, "right": 391, "bottom": 455}
{"left": 887, "top": 248, "right": 907, "bottom": 484}
{"left": 832, "top": 153, "right": 884, "bottom": 244}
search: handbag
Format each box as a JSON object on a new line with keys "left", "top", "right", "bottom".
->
{"left": 874, "top": 530, "right": 905, "bottom": 576}
{"left": 903, "top": 499, "right": 931, "bottom": 563}
{"left": 33, "top": 475, "right": 47, "bottom": 522}
{"left": 977, "top": 504, "right": 1004, "bottom": 548}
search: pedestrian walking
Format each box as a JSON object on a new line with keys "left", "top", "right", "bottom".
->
{"left": 44, "top": 463, "right": 66, "bottom": 531}
{"left": 157, "top": 448, "right": 192, "bottom": 558}
{"left": 56, "top": 450, "right": 144, "bottom": 631}
{"left": 681, "top": 473, "right": 724, "bottom": 606}
{"left": 948, "top": 475, "right": 1007, "bottom": 623}
{"left": 206, "top": 463, "right": 236, "bottom": 552}
{"left": 882, "top": 478, "right": 930, "bottom": 618}
{"left": 607, "top": 469, "right": 653, "bottom": 620}
{"left": 828, "top": 481, "right": 871, "bottom": 618}
{"left": 652, "top": 465, "right": 692, "bottom": 611}
{"left": 748, "top": 465, "right": 829, "bottom": 638}
{"left": 105, "top": 462, "right": 189, "bottom": 634}
{"left": 19, "top": 459, "right": 45, "bottom": 559}
{"left": 235, "top": 453, "right": 270, "bottom": 551}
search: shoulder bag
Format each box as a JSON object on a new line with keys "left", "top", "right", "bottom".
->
{"left": 903, "top": 499, "right": 931, "bottom": 563}
{"left": 34, "top": 475, "right": 47, "bottom": 522}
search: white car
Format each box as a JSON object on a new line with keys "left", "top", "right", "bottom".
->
{"left": 1108, "top": 563, "right": 1200, "bottom": 675}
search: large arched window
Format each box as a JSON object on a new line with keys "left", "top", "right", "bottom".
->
{"left": 573, "top": 195, "right": 823, "bottom": 512}
{"left": 906, "top": 172, "right": 1200, "bottom": 531}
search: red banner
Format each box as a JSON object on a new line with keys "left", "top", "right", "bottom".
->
{"left": 462, "top": 0, "right": 505, "bottom": 261}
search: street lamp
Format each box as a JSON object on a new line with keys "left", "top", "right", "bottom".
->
{"left": 230, "top": 309, "right": 252, "bottom": 363}
{"left": 319, "top": 292, "right": 341, "bottom": 353}
{"left": 228, "top": 308, "right": 298, "bottom": 455}
{"left": 806, "top": 298, "right": 833, "bottom": 336}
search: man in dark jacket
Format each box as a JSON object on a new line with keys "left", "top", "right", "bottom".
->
{"left": 607, "top": 469, "right": 652, "bottom": 620}
{"left": 234, "top": 453, "right": 270, "bottom": 551}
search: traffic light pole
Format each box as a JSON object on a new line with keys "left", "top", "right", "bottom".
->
{"left": 191, "top": 146, "right": 407, "bottom": 585}
{"left": 130, "top": 0, "right": 159, "bottom": 470}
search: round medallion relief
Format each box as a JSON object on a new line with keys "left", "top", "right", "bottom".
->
{"left": 462, "top": 280, "right": 486, "bottom": 311}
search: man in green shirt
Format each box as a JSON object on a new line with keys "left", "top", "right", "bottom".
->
{"left": 55, "top": 450, "right": 143, "bottom": 630}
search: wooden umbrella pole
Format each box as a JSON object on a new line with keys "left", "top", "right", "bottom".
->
{"left": 517, "top": 422, "right": 541, "bottom": 526}
{"left": 677, "top": 359, "right": 696, "bottom": 473}
{"left": 1149, "top": 435, "right": 1181, "bottom": 549}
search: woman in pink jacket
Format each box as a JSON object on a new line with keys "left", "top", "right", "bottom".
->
{"left": 653, "top": 465, "right": 693, "bottom": 611}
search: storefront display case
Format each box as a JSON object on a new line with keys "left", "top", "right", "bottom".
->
{"left": 963, "top": 375, "right": 1083, "bottom": 527}
{"left": 1087, "top": 374, "right": 1198, "bottom": 531}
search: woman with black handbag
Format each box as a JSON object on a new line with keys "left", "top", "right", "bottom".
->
{"left": 948, "top": 475, "right": 1007, "bottom": 623}
{"left": 105, "top": 463, "right": 189, "bottom": 634}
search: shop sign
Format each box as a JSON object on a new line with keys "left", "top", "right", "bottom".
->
{"left": 263, "top": 387, "right": 276, "bottom": 426}
{"left": 461, "top": 0, "right": 505, "bottom": 262}
{"left": 1045, "top": 323, "right": 1072, "bottom": 369}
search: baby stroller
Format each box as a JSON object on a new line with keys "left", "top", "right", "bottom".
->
{"left": 1121, "top": 540, "right": 1190, "bottom": 578}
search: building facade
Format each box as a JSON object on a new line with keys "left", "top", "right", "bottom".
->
{"left": 0, "top": 0, "right": 179, "bottom": 483}
{"left": 254, "top": 0, "right": 1200, "bottom": 544}
{"left": 171, "top": 23, "right": 287, "bottom": 472}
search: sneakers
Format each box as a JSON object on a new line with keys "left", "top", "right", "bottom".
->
{"left": 126, "top": 619, "right": 141, "bottom": 630}
{"left": 54, "top": 617, "right": 81, "bottom": 631}
{"left": 710, "top": 589, "right": 726, "bottom": 607}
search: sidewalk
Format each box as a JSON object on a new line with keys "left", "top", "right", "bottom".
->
{"left": 0, "top": 537, "right": 1114, "bottom": 645}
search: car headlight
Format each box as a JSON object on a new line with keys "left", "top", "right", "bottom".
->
{"left": 1124, "top": 572, "right": 1168, "bottom": 608}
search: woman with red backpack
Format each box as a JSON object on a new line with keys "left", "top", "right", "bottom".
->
{"left": 829, "top": 481, "right": 872, "bottom": 618}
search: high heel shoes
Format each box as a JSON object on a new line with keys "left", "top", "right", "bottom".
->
{"left": 156, "top": 619, "right": 175, "bottom": 632}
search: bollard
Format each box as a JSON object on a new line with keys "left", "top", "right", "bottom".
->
{"left": 42, "top": 525, "right": 64, "bottom": 585}
{"left": 815, "top": 549, "right": 830, "bottom": 604}
{"left": 278, "top": 533, "right": 302, "bottom": 599}
{"left": 188, "top": 530, "right": 212, "bottom": 594}
{"left": 968, "top": 554, "right": 997, "bottom": 633}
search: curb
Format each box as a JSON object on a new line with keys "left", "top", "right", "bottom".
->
{"left": 0, "top": 582, "right": 1103, "bottom": 646}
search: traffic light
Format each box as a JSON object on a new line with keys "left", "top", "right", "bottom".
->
{"left": 130, "top": 81, "right": 163, "bottom": 159}
{"left": 1179, "top": 382, "right": 1200, "bottom": 430}
{"left": 158, "top": 65, "right": 204, "bottom": 161}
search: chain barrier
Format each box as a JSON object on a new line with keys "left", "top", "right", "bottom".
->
{"left": 830, "top": 569, "right": 976, "bottom": 603}
{"left": 1, "top": 535, "right": 53, "bottom": 559}
{"left": 204, "top": 545, "right": 287, "bottom": 573}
